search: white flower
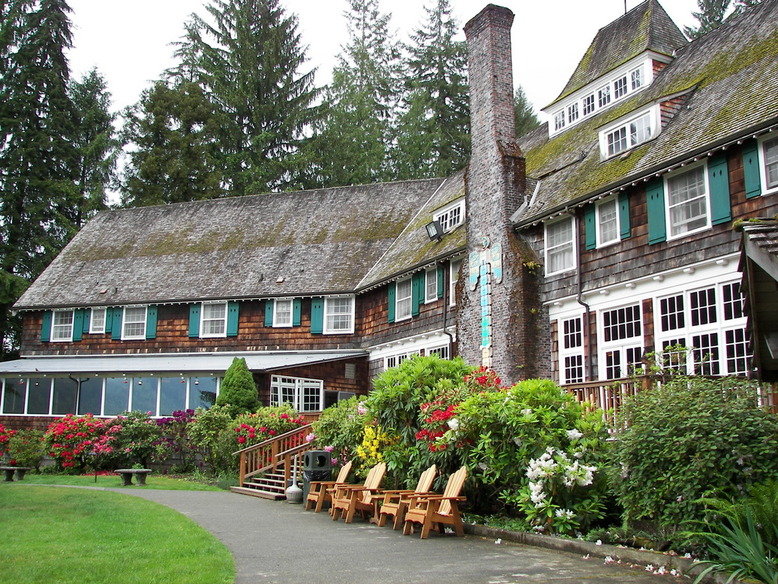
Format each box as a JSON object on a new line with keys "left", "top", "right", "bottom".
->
{"left": 555, "top": 508, "right": 575, "bottom": 519}
{"left": 447, "top": 418, "right": 459, "bottom": 431}
{"left": 595, "top": 540, "right": 603, "bottom": 546}
{"left": 645, "top": 565, "right": 655, "bottom": 572}
{"left": 494, "top": 538, "right": 502, "bottom": 544}
{"left": 566, "top": 429, "right": 583, "bottom": 440}
{"left": 603, "top": 556, "right": 614, "bottom": 564}
{"left": 521, "top": 408, "right": 532, "bottom": 416}
{"left": 654, "top": 566, "right": 667, "bottom": 575}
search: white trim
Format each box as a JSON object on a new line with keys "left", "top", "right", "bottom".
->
{"left": 597, "top": 302, "right": 644, "bottom": 380}
{"left": 89, "top": 307, "right": 106, "bottom": 334}
{"left": 368, "top": 330, "right": 454, "bottom": 362}
{"left": 664, "top": 162, "right": 711, "bottom": 241}
{"left": 558, "top": 314, "right": 586, "bottom": 384}
{"left": 323, "top": 295, "right": 355, "bottom": 335}
{"left": 758, "top": 133, "right": 778, "bottom": 195}
{"left": 121, "top": 306, "right": 147, "bottom": 340}
{"left": 449, "top": 259, "right": 462, "bottom": 306}
{"left": 598, "top": 106, "right": 659, "bottom": 159}
{"left": 395, "top": 277, "right": 412, "bottom": 321}
{"left": 272, "top": 298, "right": 293, "bottom": 328}
{"left": 595, "top": 196, "right": 620, "bottom": 248}
{"left": 200, "top": 301, "right": 228, "bottom": 338}
{"left": 544, "top": 216, "right": 576, "bottom": 276}
{"left": 433, "top": 198, "right": 465, "bottom": 233}
{"left": 51, "top": 309, "right": 74, "bottom": 342}
{"left": 424, "top": 268, "right": 438, "bottom": 304}
{"left": 270, "top": 375, "right": 324, "bottom": 412}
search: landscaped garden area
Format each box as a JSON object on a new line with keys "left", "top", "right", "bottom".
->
{"left": 1, "top": 354, "right": 776, "bottom": 583}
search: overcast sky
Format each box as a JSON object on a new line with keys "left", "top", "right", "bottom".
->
{"left": 66, "top": 0, "right": 702, "bottom": 122}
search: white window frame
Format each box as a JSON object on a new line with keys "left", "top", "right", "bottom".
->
{"left": 323, "top": 296, "right": 355, "bottom": 334}
{"left": 559, "top": 315, "right": 585, "bottom": 385}
{"left": 654, "top": 281, "right": 751, "bottom": 376}
{"left": 596, "top": 197, "right": 620, "bottom": 247}
{"left": 384, "top": 350, "right": 420, "bottom": 370}
{"left": 51, "top": 310, "right": 74, "bottom": 342}
{"left": 200, "top": 302, "right": 228, "bottom": 337}
{"left": 449, "top": 259, "right": 462, "bottom": 307}
{"left": 395, "top": 278, "right": 412, "bottom": 321}
{"left": 553, "top": 110, "right": 565, "bottom": 131}
{"left": 121, "top": 306, "right": 147, "bottom": 340}
{"left": 89, "top": 308, "right": 106, "bottom": 334}
{"left": 424, "top": 268, "right": 438, "bottom": 303}
{"left": 272, "top": 298, "right": 293, "bottom": 328}
{"left": 598, "top": 304, "right": 643, "bottom": 380}
{"left": 426, "top": 344, "right": 450, "bottom": 360}
{"left": 759, "top": 134, "right": 778, "bottom": 195}
{"left": 664, "top": 163, "right": 711, "bottom": 241}
{"left": 599, "top": 108, "right": 657, "bottom": 159}
{"left": 270, "top": 375, "right": 324, "bottom": 412}
{"left": 544, "top": 216, "right": 576, "bottom": 276}
{"left": 433, "top": 199, "right": 465, "bottom": 233}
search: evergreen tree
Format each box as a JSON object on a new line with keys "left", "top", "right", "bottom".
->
{"left": 0, "top": 0, "right": 77, "bottom": 357}
{"left": 731, "top": 0, "right": 761, "bottom": 16}
{"left": 68, "top": 68, "right": 119, "bottom": 227}
{"left": 122, "top": 80, "right": 225, "bottom": 207}
{"left": 308, "top": 0, "right": 401, "bottom": 186}
{"left": 684, "top": 0, "right": 730, "bottom": 38}
{"left": 393, "top": 0, "right": 469, "bottom": 180}
{"left": 172, "top": 0, "right": 320, "bottom": 195}
{"left": 513, "top": 86, "right": 541, "bottom": 138}
{"left": 216, "top": 357, "right": 259, "bottom": 416}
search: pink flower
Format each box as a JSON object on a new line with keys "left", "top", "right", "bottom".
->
{"left": 305, "top": 433, "right": 316, "bottom": 443}
{"left": 323, "top": 445, "right": 334, "bottom": 452}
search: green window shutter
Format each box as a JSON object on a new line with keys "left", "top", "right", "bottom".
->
{"left": 436, "top": 266, "right": 445, "bottom": 299}
{"left": 387, "top": 282, "right": 396, "bottom": 323}
{"left": 584, "top": 204, "right": 596, "bottom": 250}
{"left": 292, "top": 298, "right": 302, "bottom": 326}
{"left": 618, "top": 192, "right": 631, "bottom": 239}
{"left": 742, "top": 140, "right": 762, "bottom": 199}
{"left": 40, "top": 310, "right": 52, "bottom": 342}
{"left": 145, "top": 306, "right": 158, "bottom": 339}
{"left": 226, "top": 301, "right": 239, "bottom": 337}
{"left": 111, "top": 307, "right": 123, "bottom": 340}
{"left": 411, "top": 272, "right": 424, "bottom": 317}
{"left": 72, "top": 309, "right": 84, "bottom": 342}
{"left": 188, "top": 304, "right": 201, "bottom": 338}
{"left": 646, "top": 178, "right": 667, "bottom": 245}
{"left": 708, "top": 154, "right": 732, "bottom": 225}
{"left": 264, "top": 300, "right": 274, "bottom": 327}
{"left": 82, "top": 309, "right": 91, "bottom": 334}
{"left": 104, "top": 307, "right": 113, "bottom": 333}
{"left": 310, "top": 297, "right": 324, "bottom": 334}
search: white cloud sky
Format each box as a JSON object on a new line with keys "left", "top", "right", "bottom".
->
{"left": 66, "top": 0, "right": 702, "bottom": 120}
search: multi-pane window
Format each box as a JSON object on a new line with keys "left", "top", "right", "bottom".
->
{"left": 607, "top": 127, "right": 628, "bottom": 157}
{"left": 603, "top": 305, "right": 641, "bottom": 342}
{"left": 324, "top": 296, "right": 354, "bottom": 334}
{"left": 395, "top": 278, "right": 412, "bottom": 321}
{"left": 51, "top": 310, "right": 74, "bottom": 342}
{"left": 434, "top": 200, "right": 464, "bottom": 233}
{"left": 273, "top": 299, "right": 293, "bottom": 327}
{"left": 449, "top": 259, "right": 462, "bottom": 306}
{"left": 554, "top": 110, "right": 565, "bottom": 131}
{"left": 201, "top": 302, "right": 227, "bottom": 336}
{"left": 598, "top": 85, "right": 611, "bottom": 108}
{"left": 385, "top": 351, "right": 420, "bottom": 370}
{"left": 90, "top": 308, "right": 106, "bottom": 334}
{"left": 560, "top": 317, "right": 585, "bottom": 384}
{"left": 613, "top": 75, "right": 628, "bottom": 99}
{"left": 667, "top": 166, "right": 709, "bottom": 238}
{"left": 655, "top": 282, "right": 751, "bottom": 376}
{"left": 597, "top": 198, "right": 619, "bottom": 246}
{"left": 762, "top": 136, "right": 778, "bottom": 191}
{"left": 426, "top": 345, "right": 450, "bottom": 359}
{"left": 270, "top": 376, "right": 324, "bottom": 412}
{"left": 582, "top": 94, "right": 595, "bottom": 116}
{"left": 545, "top": 217, "right": 575, "bottom": 275}
{"left": 425, "top": 269, "right": 438, "bottom": 303}
{"left": 603, "top": 111, "right": 653, "bottom": 158}
{"left": 630, "top": 66, "right": 644, "bottom": 90}
{"left": 600, "top": 305, "right": 642, "bottom": 380}
{"left": 567, "top": 103, "right": 579, "bottom": 123}
{"left": 122, "top": 306, "right": 147, "bottom": 340}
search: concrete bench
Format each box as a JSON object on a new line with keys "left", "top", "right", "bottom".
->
{"left": 114, "top": 468, "right": 152, "bottom": 486}
{"left": 0, "top": 466, "right": 32, "bottom": 481}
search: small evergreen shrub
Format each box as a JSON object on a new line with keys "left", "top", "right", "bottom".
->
{"left": 215, "top": 357, "right": 259, "bottom": 416}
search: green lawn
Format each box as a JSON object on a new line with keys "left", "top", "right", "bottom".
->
{"left": 21, "top": 473, "right": 224, "bottom": 490}
{"left": 0, "top": 486, "right": 235, "bottom": 584}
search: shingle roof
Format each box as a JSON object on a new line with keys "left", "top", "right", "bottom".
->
{"left": 15, "top": 176, "right": 466, "bottom": 310}
{"left": 549, "top": 0, "right": 687, "bottom": 107}
{"left": 517, "top": 0, "right": 778, "bottom": 225}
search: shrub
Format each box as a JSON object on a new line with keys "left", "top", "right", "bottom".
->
{"left": 44, "top": 414, "right": 114, "bottom": 471}
{"left": 157, "top": 409, "right": 197, "bottom": 472}
{"left": 6, "top": 429, "right": 46, "bottom": 470}
{"left": 215, "top": 357, "right": 259, "bottom": 416}
{"left": 232, "top": 405, "right": 306, "bottom": 448}
{"left": 187, "top": 405, "right": 234, "bottom": 475}
{"left": 612, "top": 376, "right": 778, "bottom": 530}
{"left": 311, "top": 397, "right": 369, "bottom": 468}
{"left": 109, "top": 411, "right": 167, "bottom": 468}
{"left": 0, "top": 423, "right": 15, "bottom": 458}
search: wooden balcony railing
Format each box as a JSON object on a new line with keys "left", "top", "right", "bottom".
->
{"left": 234, "top": 423, "right": 313, "bottom": 487}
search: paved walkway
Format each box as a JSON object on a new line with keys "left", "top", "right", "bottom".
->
{"left": 119, "top": 489, "right": 684, "bottom": 584}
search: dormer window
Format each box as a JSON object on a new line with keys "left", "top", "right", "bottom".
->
{"left": 554, "top": 111, "right": 565, "bottom": 131}
{"left": 613, "top": 76, "right": 628, "bottom": 99}
{"left": 583, "top": 94, "right": 595, "bottom": 116}
{"left": 567, "top": 103, "right": 579, "bottom": 123}
{"left": 433, "top": 199, "right": 464, "bottom": 233}
{"left": 598, "top": 85, "right": 611, "bottom": 108}
{"left": 599, "top": 107, "right": 657, "bottom": 159}
{"left": 631, "top": 67, "right": 644, "bottom": 90}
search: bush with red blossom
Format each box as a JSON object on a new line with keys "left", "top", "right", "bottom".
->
{"left": 44, "top": 414, "right": 116, "bottom": 471}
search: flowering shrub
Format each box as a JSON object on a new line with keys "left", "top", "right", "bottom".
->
{"left": 232, "top": 405, "right": 306, "bottom": 447}
{"left": 6, "top": 429, "right": 46, "bottom": 469}
{"left": 157, "top": 409, "right": 197, "bottom": 472}
{"left": 109, "top": 411, "right": 167, "bottom": 467}
{"left": 311, "top": 397, "right": 369, "bottom": 469}
{"left": 44, "top": 414, "right": 114, "bottom": 471}
{"left": 0, "top": 423, "right": 15, "bottom": 458}
{"left": 187, "top": 405, "right": 234, "bottom": 475}
{"left": 355, "top": 425, "right": 396, "bottom": 469}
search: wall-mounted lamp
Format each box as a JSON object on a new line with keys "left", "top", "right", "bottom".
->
{"left": 425, "top": 220, "right": 443, "bottom": 242}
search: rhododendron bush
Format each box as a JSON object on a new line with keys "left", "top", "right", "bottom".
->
{"left": 44, "top": 414, "right": 116, "bottom": 471}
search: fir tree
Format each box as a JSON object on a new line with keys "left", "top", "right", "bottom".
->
{"left": 731, "top": 0, "right": 761, "bottom": 16}
{"left": 172, "top": 0, "right": 320, "bottom": 195}
{"left": 121, "top": 80, "right": 225, "bottom": 207}
{"left": 513, "top": 86, "right": 541, "bottom": 138}
{"left": 68, "top": 68, "right": 120, "bottom": 227}
{"left": 216, "top": 357, "right": 259, "bottom": 416}
{"left": 684, "top": 0, "right": 730, "bottom": 38}
{"left": 393, "top": 0, "right": 469, "bottom": 180}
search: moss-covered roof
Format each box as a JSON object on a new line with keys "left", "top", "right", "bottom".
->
{"left": 16, "top": 176, "right": 467, "bottom": 309}
{"left": 518, "top": 0, "right": 778, "bottom": 224}
{"left": 549, "top": 0, "right": 687, "bottom": 107}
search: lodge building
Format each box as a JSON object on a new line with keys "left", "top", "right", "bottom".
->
{"left": 1, "top": 0, "right": 776, "bottom": 430}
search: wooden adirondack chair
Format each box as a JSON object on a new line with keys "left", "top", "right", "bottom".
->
{"left": 303, "top": 460, "right": 353, "bottom": 512}
{"left": 329, "top": 462, "right": 386, "bottom": 523}
{"left": 377, "top": 464, "right": 437, "bottom": 529}
{"left": 402, "top": 466, "right": 467, "bottom": 539}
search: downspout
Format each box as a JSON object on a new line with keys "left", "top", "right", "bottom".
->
{"left": 574, "top": 214, "right": 594, "bottom": 381}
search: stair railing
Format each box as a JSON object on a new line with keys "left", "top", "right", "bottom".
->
{"left": 234, "top": 424, "right": 313, "bottom": 487}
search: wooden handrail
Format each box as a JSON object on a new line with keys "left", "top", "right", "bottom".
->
{"left": 235, "top": 424, "right": 313, "bottom": 486}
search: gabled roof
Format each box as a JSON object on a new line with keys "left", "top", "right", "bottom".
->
{"left": 15, "top": 176, "right": 465, "bottom": 310}
{"left": 549, "top": 0, "right": 688, "bottom": 107}
{"left": 516, "top": 0, "right": 778, "bottom": 225}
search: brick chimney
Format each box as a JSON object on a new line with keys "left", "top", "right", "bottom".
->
{"left": 457, "top": 4, "right": 540, "bottom": 384}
